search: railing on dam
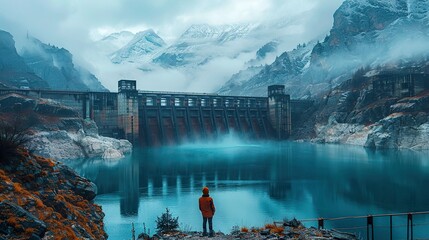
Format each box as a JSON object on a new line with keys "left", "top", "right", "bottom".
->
{"left": 138, "top": 91, "right": 268, "bottom": 109}
{"left": 274, "top": 211, "right": 429, "bottom": 240}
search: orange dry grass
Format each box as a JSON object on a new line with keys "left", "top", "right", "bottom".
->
{"left": 264, "top": 223, "right": 276, "bottom": 229}
{"left": 24, "top": 228, "right": 37, "bottom": 235}
{"left": 251, "top": 228, "right": 260, "bottom": 233}
{"left": 0, "top": 169, "right": 9, "bottom": 181}
{"left": 7, "top": 216, "right": 19, "bottom": 226}
{"left": 1, "top": 150, "right": 106, "bottom": 239}
{"left": 270, "top": 226, "right": 284, "bottom": 234}
{"left": 264, "top": 223, "right": 284, "bottom": 235}
{"left": 13, "top": 182, "right": 24, "bottom": 193}
{"left": 35, "top": 198, "right": 44, "bottom": 208}
{"left": 6, "top": 216, "right": 25, "bottom": 230}
{"left": 47, "top": 219, "right": 78, "bottom": 240}
{"left": 54, "top": 192, "right": 99, "bottom": 239}
{"left": 37, "top": 156, "right": 56, "bottom": 167}
{"left": 12, "top": 182, "right": 33, "bottom": 207}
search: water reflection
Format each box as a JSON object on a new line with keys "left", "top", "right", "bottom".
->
{"left": 64, "top": 142, "right": 429, "bottom": 239}
{"left": 120, "top": 156, "right": 139, "bottom": 216}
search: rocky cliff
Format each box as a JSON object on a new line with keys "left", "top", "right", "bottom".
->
{"left": 0, "top": 93, "right": 132, "bottom": 160}
{"left": 20, "top": 36, "right": 107, "bottom": 92}
{"left": 364, "top": 93, "right": 429, "bottom": 150}
{"left": 218, "top": 0, "right": 429, "bottom": 98}
{"left": 0, "top": 29, "right": 107, "bottom": 92}
{"left": 292, "top": 67, "right": 429, "bottom": 150}
{"left": 0, "top": 148, "right": 107, "bottom": 239}
{"left": 0, "top": 30, "right": 48, "bottom": 90}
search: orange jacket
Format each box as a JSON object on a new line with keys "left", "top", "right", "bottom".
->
{"left": 199, "top": 195, "right": 215, "bottom": 218}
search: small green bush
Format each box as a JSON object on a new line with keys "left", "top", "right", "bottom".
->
{"left": 155, "top": 208, "right": 179, "bottom": 233}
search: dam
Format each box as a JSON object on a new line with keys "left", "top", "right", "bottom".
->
{"left": 0, "top": 80, "right": 313, "bottom": 146}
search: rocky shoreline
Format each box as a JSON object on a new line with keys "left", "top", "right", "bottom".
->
{"left": 0, "top": 148, "right": 107, "bottom": 239}
{"left": 0, "top": 93, "right": 132, "bottom": 160}
{"left": 137, "top": 220, "right": 357, "bottom": 240}
{"left": 26, "top": 118, "right": 132, "bottom": 160}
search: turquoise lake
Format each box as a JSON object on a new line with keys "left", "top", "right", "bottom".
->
{"left": 65, "top": 139, "right": 429, "bottom": 239}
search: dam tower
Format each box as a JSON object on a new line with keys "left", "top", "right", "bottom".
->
{"left": 268, "top": 85, "right": 291, "bottom": 139}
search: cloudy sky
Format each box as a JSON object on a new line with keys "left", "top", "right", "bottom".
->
{"left": 0, "top": 0, "right": 344, "bottom": 91}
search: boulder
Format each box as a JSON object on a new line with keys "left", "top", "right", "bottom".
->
{"left": 0, "top": 94, "right": 37, "bottom": 112}
{"left": 102, "top": 148, "right": 124, "bottom": 159}
{"left": 26, "top": 121, "right": 132, "bottom": 160}
{"left": 34, "top": 100, "right": 77, "bottom": 117}
{"left": 365, "top": 112, "right": 429, "bottom": 149}
{"left": 74, "top": 180, "right": 98, "bottom": 201}
{"left": 83, "top": 119, "right": 99, "bottom": 137}
{"left": 58, "top": 164, "right": 97, "bottom": 200}
{"left": 0, "top": 201, "right": 46, "bottom": 238}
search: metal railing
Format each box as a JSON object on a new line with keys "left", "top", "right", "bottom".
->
{"left": 275, "top": 211, "right": 429, "bottom": 240}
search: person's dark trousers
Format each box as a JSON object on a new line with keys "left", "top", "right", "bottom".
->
{"left": 203, "top": 217, "right": 213, "bottom": 235}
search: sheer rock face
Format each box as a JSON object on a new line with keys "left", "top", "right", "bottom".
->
{"left": 0, "top": 29, "right": 107, "bottom": 91}
{"left": 0, "top": 30, "right": 48, "bottom": 90}
{"left": 292, "top": 73, "right": 429, "bottom": 150}
{"left": 0, "top": 149, "right": 107, "bottom": 240}
{"left": 365, "top": 95, "right": 429, "bottom": 149}
{"left": 20, "top": 36, "right": 107, "bottom": 92}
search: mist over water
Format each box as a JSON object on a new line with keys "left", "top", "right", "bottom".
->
{"left": 178, "top": 132, "right": 265, "bottom": 150}
{"left": 65, "top": 141, "right": 429, "bottom": 239}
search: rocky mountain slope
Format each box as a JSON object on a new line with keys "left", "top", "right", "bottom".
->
{"left": 218, "top": 0, "right": 429, "bottom": 97}
{"left": 20, "top": 36, "right": 107, "bottom": 92}
{"left": 0, "top": 30, "right": 48, "bottom": 90}
{"left": 292, "top": 65, "right": 429, "bottom": 150}
{"left": 0, "top": 148, "right": 107, "bottom": 239}
{"left": 0, "top": 29, "right": 107, "bottom": 91}
{"left": 219, "top": 41, "right": 315, "bottom": 97}
{"left": 0, "top": 93, "right": 132, "bottom": 160}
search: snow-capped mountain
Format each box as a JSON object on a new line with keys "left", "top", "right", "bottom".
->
{"left": 96, "top": 31, "right": 135, "bottom": 54}
{"left": 218, "top": 41, "right": 315, "bottom": 96}
{"left": 218, "top": 0, "right": 429, "bottom": 98}
{"left": 111, "top": 29, "right": 166, "bottom": 64}
{"left": 217, "top": 41, "right": 281, "bottom": 95}
{"left": 179, "top": 24, "right": 255, "bottom": 44}
{"left": 152, "top": 24, "right": 255, "bottom": 68}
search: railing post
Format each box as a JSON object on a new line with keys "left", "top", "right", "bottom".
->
{"left": 367, "top": 215, "right": 374, "bottom": 240}
{"left": 390, "top": 215, "right": 393, "bottom": 240}
{"left": 318, "top": 218, "right": 324, "bottom": 229}
{"left": 407, "top": 213, "right": 413, "bottom": 240}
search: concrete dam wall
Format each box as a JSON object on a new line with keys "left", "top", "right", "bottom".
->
{"left": 1, "top": 80, "right": 307, "bottom": 146}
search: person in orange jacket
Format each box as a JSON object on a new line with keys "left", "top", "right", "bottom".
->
{"left": 199, "top": 186, "right": 215, "bottom": 237}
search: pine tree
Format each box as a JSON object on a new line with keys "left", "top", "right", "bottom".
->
{"left": 155, "top": 208, "right": 179, "bottom": 233}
